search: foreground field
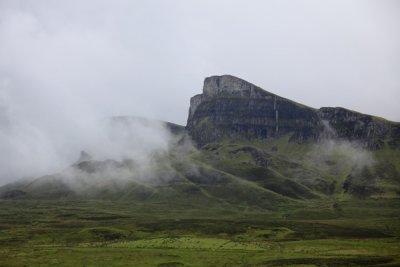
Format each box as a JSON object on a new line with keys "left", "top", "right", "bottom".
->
{"left": 0, "top": 199, "right": 399, "bottom": 266}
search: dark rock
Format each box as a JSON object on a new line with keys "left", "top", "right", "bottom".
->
{"left": 164, "top": 122, "right": 185, "bottom": 136}
{"left": 186, "top": 75, "right": 321, "bottom": 146}
{"left": 229, "top": 146, "right": 270, "bottom": 167}
{"left": 388, "top": 124, "right": 400, "bottom": 149}
{"left": 186, "top": 75, "right": 399, "bottom": 150}
{"left": 318, "top": 107, "right": 390, "bottom": 149}
{"left": 74, "top": 159, "right": 122, "bottom": 173}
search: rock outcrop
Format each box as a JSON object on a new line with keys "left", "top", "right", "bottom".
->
{"left": 186, "top": 75, "right": 398, "bottom": 149}
{"left": 186, "top": 75, "right": 321, "bottom": 146}
{"left": 318, "top": 107, "right": 393, "bottom": 149}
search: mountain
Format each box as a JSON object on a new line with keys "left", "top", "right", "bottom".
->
{"left": 187, "top": 75, "right": 400, "bottom": 149}
{"left": 187, "top": 75, "right": 321, "bottom": 146}
{"left": 1, "top": 75, "right": 400, "bottom": 203}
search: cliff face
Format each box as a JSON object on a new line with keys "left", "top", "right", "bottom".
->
{"left": 186, "top": 75, "right": 398, "bottom": 149}
{"left": 186, "top": 75, "right": 321, "bottom": 146}
{"left": 318, "top": 107, "right": 394, "bottom": 149}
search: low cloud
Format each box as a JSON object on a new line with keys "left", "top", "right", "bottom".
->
{"left": 308, "top": 120, "right": 376, "bottom": 172}
{"left": 0, "top": 98, "right": 181, "bottom": 186}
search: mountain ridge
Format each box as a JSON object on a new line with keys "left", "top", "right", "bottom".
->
{"left": 1, "top": 75, "right": 399, "bottom": 202}
{"left": 187, "top": 75, "right": 399, "bottom": 149}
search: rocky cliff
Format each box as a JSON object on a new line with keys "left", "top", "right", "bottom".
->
{"left": 186, "top": 75, "right": 322, "bottom": 146}
{"left": 186, "top": 75, "right": 399, "bottom": 149}
{"left": 318, "top": 107, "right": 399, "bottom": 149}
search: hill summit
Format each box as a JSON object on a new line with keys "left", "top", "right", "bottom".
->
{"left": 187, "top": 75, "right": 400, "bottom": 149}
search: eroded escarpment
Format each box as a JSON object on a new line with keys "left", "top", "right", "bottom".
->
{"left": 186, "top": 75, "right": 321, "bottom": 146}
{"left": 186, "top": 75, "right": 398, "bottom": 149}
{"left": 318, "top": 107, "right": 395, "bottom": 149}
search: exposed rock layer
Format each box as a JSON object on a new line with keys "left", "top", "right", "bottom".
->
{"left": 187, "top": 75, "right": 398, "bottom": 149}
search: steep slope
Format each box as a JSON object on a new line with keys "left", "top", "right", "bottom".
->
{"left": 187, "top": 75, "right": 321, "bottom": 146}
{"left": 187, "top": 75, "right": 398, "bottom": 150}
{"left": 319, "top": 107, "right": 399, "bottom": 149}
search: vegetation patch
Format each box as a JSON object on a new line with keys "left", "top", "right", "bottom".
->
{"left": 263, "top": 256, "right": 394, "bottom": 266}
{"left": 78, "top": 227, "right": 129, "bottom": 241}
{"left": 109, "top": 236, "right": 266, "bottom": 251}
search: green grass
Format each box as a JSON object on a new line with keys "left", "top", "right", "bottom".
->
{"left": 0, "top": 198, "right": 399, "bottom": 266}
{"left": 109, "top": 236, "right": 266, "bottom": 250}
{"left": 1, "top": 137, "right": 400, "bottom": 266}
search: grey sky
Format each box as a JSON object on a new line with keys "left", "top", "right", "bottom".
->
{"left": 1, "top": 0, "right": 399, "bottom": 124}
{"left": 0, "top": 0, "right": 399, "bottom": 184}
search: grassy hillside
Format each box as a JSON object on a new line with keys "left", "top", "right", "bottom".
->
{"left": 194, "top": 134, "right": 400, "bottom": 201}
{"left": 1, "top": 133, "right": 400, "bottom": 266}
{"left": 4, "top": 133, "right": 399, "bottom": 203}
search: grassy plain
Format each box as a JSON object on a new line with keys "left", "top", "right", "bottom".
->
{"left": 0, "top": 198, "right": 399, "bottom": 266}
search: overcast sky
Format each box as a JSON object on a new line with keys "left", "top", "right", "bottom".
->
{"left": 1, "top": 0, "right": 399, "bottom": 125}
{"left": 0, "top": 0, "right": 399, "bottom": 184}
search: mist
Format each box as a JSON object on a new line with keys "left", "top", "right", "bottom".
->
{"left": 308, "top": 120, "right": 376, "bottom": 174}
{"left": 0, "top": 105, "right": 178, "bottom": 185}
{"left": 1, "top": 0, "right": 399, "bottom": 185}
